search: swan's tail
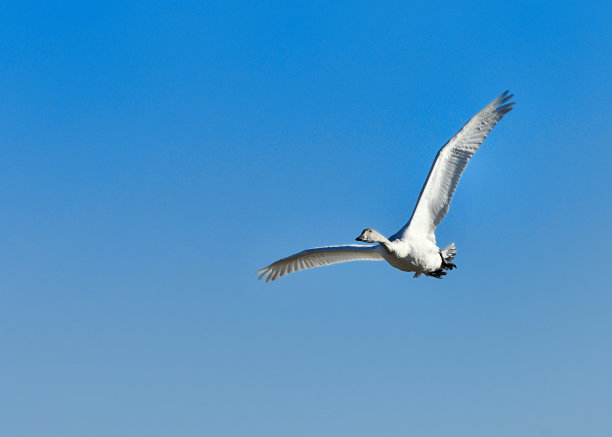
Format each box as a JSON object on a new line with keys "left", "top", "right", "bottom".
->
{"left": 441, "top": 243, "right": 456, "bottom": 265}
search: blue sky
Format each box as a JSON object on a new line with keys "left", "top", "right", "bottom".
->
{"left": 1, "top": 1, "right": 611, "bottom": 436}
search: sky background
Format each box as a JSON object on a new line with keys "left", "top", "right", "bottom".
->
{"left": 1, "top": 1, "right": 611, "bottom": 436}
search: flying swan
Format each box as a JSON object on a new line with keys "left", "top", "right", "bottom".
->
{"left": 257, "top": 91, "right": 514, "bottom": 282}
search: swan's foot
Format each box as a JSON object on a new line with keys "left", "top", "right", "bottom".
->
{"left": 426, "top": 269, "right": 447, "bottom": 279}
{"left": 413, "top": 272, "right": 421, "bottom": 278}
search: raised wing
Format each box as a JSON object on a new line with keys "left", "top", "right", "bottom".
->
{"left": 257, "top": 245, "right": 384, "bottom": 282}
{"left": 392, "top": 91, "right": 514, "bottom": 242}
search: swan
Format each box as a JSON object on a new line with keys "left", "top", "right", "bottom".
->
{"left": 257, "top": 91, "right": 514, "bottom": 282}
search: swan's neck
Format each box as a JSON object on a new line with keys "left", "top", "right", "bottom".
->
{"left": 373, "top": 234, "right": 391, "bottom": 246}
{"left": 378, "top": 237, "right": 391, "bottom": 245}
{"left": 378, "top": 237, "right": 391, "bottom": 252}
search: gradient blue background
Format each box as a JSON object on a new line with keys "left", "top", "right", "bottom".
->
{"left": 1, "top": 1, "right": 611, "bottom": 436}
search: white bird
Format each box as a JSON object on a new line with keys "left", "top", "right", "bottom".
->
{"left": 257, "top": 91, "right": 514, "bottom": 282}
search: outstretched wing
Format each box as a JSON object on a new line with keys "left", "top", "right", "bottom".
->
{"left": 257, "top": 245, "right": 384, "bottom": 282}
{"left": 391, "top": 91, "right": 515, "bottom": 242}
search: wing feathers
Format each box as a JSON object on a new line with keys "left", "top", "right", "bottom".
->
{"left": 257, "top": 245, "right": 384, "bottom": 282}
{"left": 392, "top": 91, "right": 514, "bottom": 242}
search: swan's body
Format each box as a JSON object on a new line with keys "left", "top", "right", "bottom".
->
{"left": 257, "top": 92, "right": 514, "bottom": 282}
{"left": 379, "top": 238, "right": 446, "bottom": 274}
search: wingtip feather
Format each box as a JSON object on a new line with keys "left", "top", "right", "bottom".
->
{"left": 493, "top": 90, "right": 514, "bottom": 107}
{"left": 496, "top": 102, "right": 515, "bottom": 115}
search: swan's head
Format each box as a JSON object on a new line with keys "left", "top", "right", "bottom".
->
{"left": 355, "top": 228, "right": 385, "bottom": 244}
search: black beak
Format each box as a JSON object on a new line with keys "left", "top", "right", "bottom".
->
{"left": 355, "top": 236, "right": 364, "bottom": 242}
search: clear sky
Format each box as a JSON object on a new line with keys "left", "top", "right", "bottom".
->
{"left": 1, "top": 1, "right": 611, "bottom": 436}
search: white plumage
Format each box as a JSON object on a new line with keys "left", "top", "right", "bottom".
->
{"left": 257, "top": 245, "right": 383, "bottom": 283}
{"left": 258, "top": 91, "right": 514, "bottom": 282}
